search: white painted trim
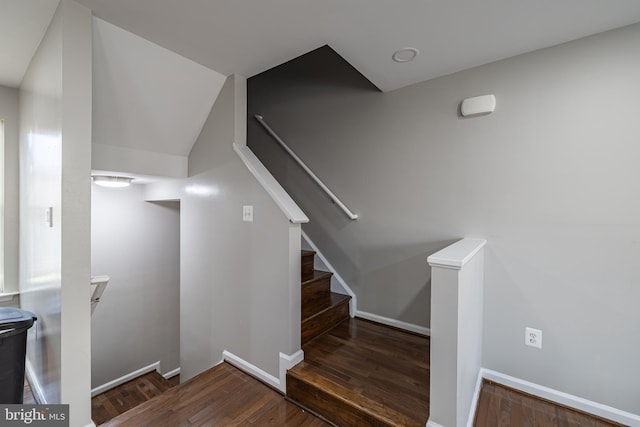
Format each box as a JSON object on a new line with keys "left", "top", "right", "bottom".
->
{"left": 301, "top": 230, "right": 357, "bottom": 316}
{"left": 233, "top": 143, "right": 309, "bottom": 224}
{"left": 466, "top": 369, "right": 484, "bottom": 427}
{"left": 279, "top": 350, "right": 304, "bottom": 394}
{"left": 0, "top": 291, "right": 19, "bottom": 303}
{"left": 426, "top": 420, "right": 444, "bottom": 427}
{"left": 223, "top": 349, "right": 304, "bottom": 394}
{"left": 355, "top": 310, "right": 430, "bottom": 336}
{"left": 91, "top": 361, "right": 160, "bottom": 397}
{"left": 427, "top": 238, "right": 487, "bottom": 270}
{"left": 85, "top": 423, "right": 97, "bottom": 427}
{"left": 223, "top": 350, "right": 281, "bottom": 391}
{"left": 481, "top": 368, "right": 640, "bottom": 426}
{"left": 163, "top": 367, "right": 180, "bottom": 380}
{"left": 25, "top": 359, "right": 47, "bottom": 404}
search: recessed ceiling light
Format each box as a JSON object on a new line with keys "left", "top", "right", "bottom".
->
{"left": 392, "top": 47, "right": 419, "bottom": 63}
{"left": 92, "top": 175, "right": 133, "bottom": 188}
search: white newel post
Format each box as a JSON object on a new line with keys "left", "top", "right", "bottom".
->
{"left": 427, "top": 238, "right": 486, "bottom": 427}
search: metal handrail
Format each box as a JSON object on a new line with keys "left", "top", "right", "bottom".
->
{"left": 254, "top": 114, "right": 358, "bottom": 220}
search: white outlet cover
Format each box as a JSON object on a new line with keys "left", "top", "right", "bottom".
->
{"left": 525, "top": 327, "right": 542, "bottom": 349}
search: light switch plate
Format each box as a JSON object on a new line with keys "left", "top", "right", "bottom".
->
{"left": 243, "top": 205, "right": 253, "bottom": 222}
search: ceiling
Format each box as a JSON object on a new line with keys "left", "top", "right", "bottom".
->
{"left": 74, "top": 0, "right": 640, "bottom": 92}
{"left": 3, "top": 1, "right": 640, "bottom": 91}
{"left": 0, "top": 0, "right": 58, "bottom": 87}
{"left": 92, "top": 17, "right": 226, "bottom": 157}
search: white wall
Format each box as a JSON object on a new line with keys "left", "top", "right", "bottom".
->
{"left": 0, "top": 85, "right": 19, "bottom": 295}
{"left": 146, "top": 75, "right": 301, "bottom": 383}
{"left": 20, "top": 0, "right": 64, "bottom": 404}
{"left": 91, "top": 183, "right": 180, "bottom": 387}
{"left": 20, "top": 1, "right": 93, "bottom": 425}
{"left": 248, "top": 24, "right": 640, "bottom": 414}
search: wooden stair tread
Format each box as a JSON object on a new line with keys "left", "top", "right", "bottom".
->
{"left": 288, "top": 319, "right": 430, "bottom": 427}
{"left": 302, "top": 292, "right": 350, "bottom": 321}
{"left": 302, "top": 270, "right": 332, "bottom": 286}
{"left": 301, "top": 250, "right": 316, "bottom": 257}
{"left": 287, "top": 366, "right": 421, "bottom": 427}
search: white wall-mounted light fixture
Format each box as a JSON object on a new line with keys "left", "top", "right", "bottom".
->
{"left": 92, "top": 175, "right": 133, "bottom": 188}
{"left": 461, "top": 94, "right": 496, "bottom": 117}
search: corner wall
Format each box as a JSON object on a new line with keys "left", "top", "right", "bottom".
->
{"left": 146, "top": 74, "right": 301, "bottom": 383}
{"left": 20, "top": 1, "right": 93, "bottom": 425}
{"left": 248, "top": 24, "right": 640, "bottom": 414}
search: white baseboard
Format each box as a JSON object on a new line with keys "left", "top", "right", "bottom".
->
{"left": 466, "top": 369, "right": 484, "bottom": 427}
{"left": 426, "top": 420, "right": 444, "bottom": 427}
{"left": 301, "top": 230, "right": 357, "bottom": 316}
{"left": 25, "top": 359, "right": 47, "bottom": 404}
{"left": 163, "top": 367, "right": 180, "bottom": 380}
{"left": 355, "top": 310, "right": 430, "bottom": 336}
{"left": 482, "top": 368, "right": 640, "bottom": 426}
{"left": 85, "top": 423, "right": 97, "bottom": 427}
{"left": 279, "top": 350, "right": 304, "bottom": 394}
{"left": 223, "top": 351, "right": 281, "bottom": 391}
{"left": 91, "top": 361, "right": 160, "bottom": 397}
{"left": 223, "top": 349, "right": 304, "bottom": 394}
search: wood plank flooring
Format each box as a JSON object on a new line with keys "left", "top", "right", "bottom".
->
{"left": 101, "top": 362, "right": 330, "bottom": 427}
{"left": 287, "top": 317, "right": 430, "bottom": 426}
{"left": 92, "top": 371, "right": 175, "bottom": 425}
{"left": 23, "top": 378, "right": 36, "bottom": 404}
{"left": 474, "top": 380, "right": 626, "bottom": 427}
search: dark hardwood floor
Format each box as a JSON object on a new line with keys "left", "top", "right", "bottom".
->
{"left": 167, "top": 374, "right": 180, "bottom": 387}
{"left": 474, "top": 380, "right": 626, "bottom": 427}
{"left": 92, "top": 371, "right": 175, "bottom": 425}
{"left": 287, "top": 317, "right": 430, "bottom": 427}
{"left": 23, "top": 378, "right": 36, "bottom": 404}
{"left": 101, "top": 362, "right": 330, "bottom": 427}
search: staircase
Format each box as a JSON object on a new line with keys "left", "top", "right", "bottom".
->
{"left": 288, "top": 250, "right": 430, "bottom": 427}
{"left": 300, "top": 250, "right": 351, "bottom": 345}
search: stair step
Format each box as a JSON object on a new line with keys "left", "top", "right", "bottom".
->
{"left": 286, "top": 318, "right": 430, "bottom": 427}
{"left": 302, "top": 270, "right": 332, "bottom": 301}
{"left": 301, "top": 250, "right": 316, "bottom": 281}
{"left": 287, "top": 367, "right": 420, "bottom": 427}
{"left": 301, "top": 292, "right": 350, "bottom": 346}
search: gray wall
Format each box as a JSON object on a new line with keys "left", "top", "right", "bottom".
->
{"left": 0, "top": 85, "right": 19, "bottom": 296}
{"left": 248, "top": 24, "right": 640, "bottom": 414}
{"left": 91, "top": 183, "right": 180, "bottom": 387}
{"left": 148, "top": 75, "right": 301, "bottom": 382}
{"left": 20, "top": 2, "right": 93, "bottom": 424}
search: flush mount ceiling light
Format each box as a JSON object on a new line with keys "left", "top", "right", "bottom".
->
{"left": 392, "top": 47, "right": 419, "bottom": 63}
{"left": 92, "top": 175, "right": 133, "bottom": 188}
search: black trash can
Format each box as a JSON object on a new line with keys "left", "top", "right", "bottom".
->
{"left": 0, "top": 307, "right": 37, "bottom": 404}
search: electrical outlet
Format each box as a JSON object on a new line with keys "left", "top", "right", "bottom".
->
{"left": 243, "top": 205, "right": 253, "bottom": 222}
{"left": 525, "top": 327, "right": 542, "bottom": 349}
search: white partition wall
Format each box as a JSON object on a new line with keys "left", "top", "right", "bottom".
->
{"left": 427, "top": 238, "right": 486, "bottom": 427}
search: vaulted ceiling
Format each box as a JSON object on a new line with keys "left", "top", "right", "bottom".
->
{"left": 67, "top": 0, "right": 640, "bottom": 91}
{"left": 5, "top": 1, "right": 640, "bottom": 92}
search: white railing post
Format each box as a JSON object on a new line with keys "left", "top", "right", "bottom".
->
{"left": 427, "top": 238, "right": 486, "bottom": 427}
